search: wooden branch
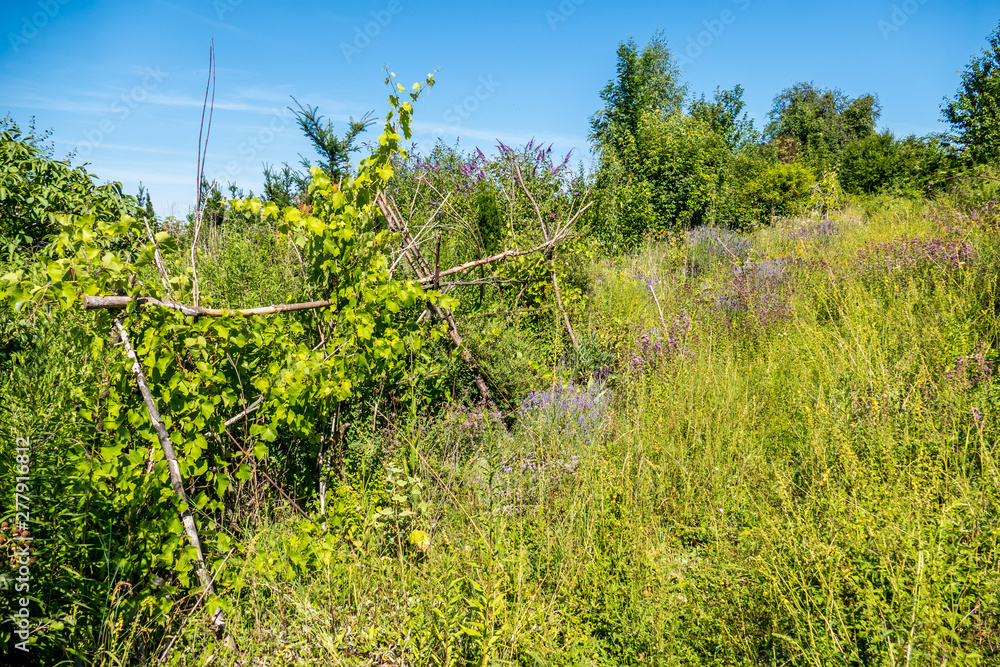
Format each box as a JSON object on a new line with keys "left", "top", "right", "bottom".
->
{"left": 221, "top": 430, "right": 316, "bottom": 526}
{"left": 416, "top": 236, "right": 570, "bottom": 284}
{"left": 514, "top": 161, "right": 549, "bottom": 241}
{"left": 191, "top": 42, "right": 216, "bottom": 309}
{"left": 83, "top": 295, "right": 333, "bottom": 317}
{"left": 550, "top": 257, "right": 578, "bottom": 350}
{"left": 377, "top": 193, "right": 496, "bottom": 406}
{"left": 158, "top": 547, "right": 237, "bottom": 661}
{"left": 437, "top": 277, "right": 525, "bottom": 289}
{"left": 510, "top": 158, "right": 579, "bottom": 350}
{"left": 141, "top": 216, "right": 174, "bottom": 297}
{"left": 112, "top": 319, "right": 225, "bottom": 633}
{"left": 945, "top": 171, "right": 1000, "bottom": 183}
{"left": 223, "top": 395, "right": 263, "bottom": 427}
{"left": 647, "top": 280, "right": 669, "bottom": 333}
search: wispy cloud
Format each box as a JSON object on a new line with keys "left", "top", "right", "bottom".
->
{"left": 49, "top": 138, "right": 193, "bottom": 157}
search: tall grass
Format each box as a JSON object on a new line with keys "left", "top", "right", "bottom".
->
{"left": 134, "top": 199, "right": 1000, "bottom": 665}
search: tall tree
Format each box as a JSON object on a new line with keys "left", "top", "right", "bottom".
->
{"left": 943, "top": 20, "right": 1000, "bottom": 164}
{"left": 689, "top": 85, "right": 756, "bottom": 150}
{"left": 766, "top": 82, "right": 880, "bottom": 168}
{"left": 588, "top": 31, "right": 687, "bottom": 156}
{"left": 0, "top": 116, "right": 138, "bottom": 256}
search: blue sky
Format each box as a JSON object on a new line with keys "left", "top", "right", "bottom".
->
{"left": 2, "top": 0, "right": 997, "bottom": 218}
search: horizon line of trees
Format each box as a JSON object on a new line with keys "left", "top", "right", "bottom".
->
{"left": 3, "top": 19, "right": 1000, "bottom": 254}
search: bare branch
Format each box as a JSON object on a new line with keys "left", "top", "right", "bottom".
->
{"left": 141, "top": 216, "right": 174, "bottom": 297}
{"left": 416, "top": 235, "right": 573, "bottom": 284}
{"left": 83, "top": 295, "right": 333, "bottom": 317}
{"left": 113, "top": 319, "right": 225, "bottom": 633}
{"left": 456, "top": 304, "right": 555, "bottom": 321}
{"left": 191, "top": 40, "right": 216, "bottom": 308}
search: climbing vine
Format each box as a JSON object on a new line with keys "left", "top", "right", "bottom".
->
{"left": 1, "top": 72, "right": 451, "bottom": 630}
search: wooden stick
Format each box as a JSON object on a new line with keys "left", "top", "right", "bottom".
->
{"left": 141, "top": 215, "right": 174, "bottom": 297}
{"left": 456, "top": 304, "right": 555, "bottom": 320}
{"left": 509, "top": 162, "right": 579, "bottom": 350}
{"left": 83, "top": 295, "right": 333, "bottom": 317}
{"left": 112, "top": 319, "right": 225, "bottom": 633}
{"left": 416, "top": 236, "right": 570, "bottom": 284}
{"left": 377, "top": 193, "right": 497, "bottom": 406}
{"left": 158, "top": 547, "right": 236, "bottom": 662}
{"left": 221, "top": 430, "right": 316, "bottom": 526}
{"left": 550, "top": 256, "right": 578, "bottom": 350}
{"left": 647, "top": 280, "right": 669, "bottom": 333}
{"left": 191, "top": 41, "right": 216, "bottom": 309}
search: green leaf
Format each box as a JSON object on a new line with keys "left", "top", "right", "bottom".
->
{"left": 46, "top": 261, "right": 65, "bottom": 283}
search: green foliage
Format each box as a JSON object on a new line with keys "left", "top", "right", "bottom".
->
{"left": 0, "top": 115, "right": 139, "bottom": 258}
{"left": 290, "top": 97, "right": 377, "bottom": 182}
{"left": 838, "top": 130, "right": 903, "bottom": 195}
{"left": 733, "top": 160, "right": 816, "bottom": 226}
{"left": 766, "top": 82, "right": 881, "bottom": 170}
{"left": 943, "top": 20, "right": 1000, "bottom": 165}
{"left": 1, "top": 72, "right": 454, "bottom": 663}
{"left": 839, "top": 132, "right": 963, "bottom": 196}
{"left": 689, "top": 84, "right": 756, "bottom": 151}
{"left": 594, "top": 110, "right": 729, "bottom": 245}
{"left": 589, "top": 31, "right": 687, "bottom": 157}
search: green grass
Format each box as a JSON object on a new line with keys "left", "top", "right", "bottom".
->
{"left": 84, "top": 199, "right": 1000, "bottom": 665}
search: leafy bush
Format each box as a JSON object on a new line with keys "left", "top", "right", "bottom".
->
{"left": 594, "top": 110, "right": 729, "bottom": 245}
{"left": 740, "top": 162, "right": 816, "bottom": 222}
{"left": 0, "top": 115, "right": 139, "bottom": 258}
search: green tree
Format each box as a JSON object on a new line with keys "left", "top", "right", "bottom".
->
{"left": 262, "top": 163, "right": 305, "bottom": 209}
{"left": 588, "top": 31, "right": 687, "bottom": 157}
{"left": 943, "top": 20, "right": 1000, "bottom": 164}
{"left": 256, "top": 99, "right": 377, "bottom": 208}
{"left": 766, "top": 82, "right": 881, "bottom": 169}
{"left": 689, "top": 85, "right": 756, "bottom": 150}
{"left": 290, "top": 97, "right": 376, "bottom": 181}
{"left": 0, "top": 116, "right": 139, "bottom": 258}
{"left": 838, "top": 131, "right": 903, "bottom": 195}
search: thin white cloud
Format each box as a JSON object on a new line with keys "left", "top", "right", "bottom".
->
{"left": 49, "top": 138, "right": 192, "bottom": 157}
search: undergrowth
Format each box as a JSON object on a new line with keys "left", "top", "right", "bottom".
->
{"left": 7, "top": 198, "right": 1000, "bottom": 665}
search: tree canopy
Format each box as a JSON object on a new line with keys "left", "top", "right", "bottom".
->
{"left": 943, "top": 20, "right": 1000, "bottom": 165}
{"left": 0, "top": 116, "right": 139, "bottom": 258}
{"left": 588, "top": 31, "right": 687, "bottom": 157}
{"left": 766, "top": 82, "right": 881, "bottom": 168}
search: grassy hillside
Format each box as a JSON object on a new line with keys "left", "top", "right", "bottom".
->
{"left": 111, "top": 198, "right": 998, "bottom": 665}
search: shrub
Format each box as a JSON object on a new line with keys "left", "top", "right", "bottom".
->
{"left": 741, "top": 162, "right": 816, "bottom": 222}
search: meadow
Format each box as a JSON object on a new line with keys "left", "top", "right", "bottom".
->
{"left": 194, "top": 199, "right": 997, "bottom": 666}
{"left": 9, "top": 192, "right": 993, "bottom": 665}
{"left": 3, "top": 25, "right": 1000, "bottom": 664}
